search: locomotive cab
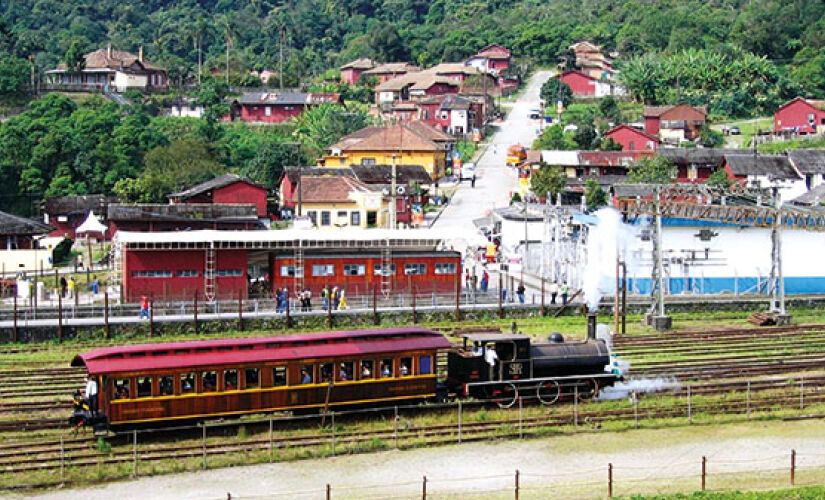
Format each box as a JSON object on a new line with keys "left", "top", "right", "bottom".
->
{"left": 446, "top": 333, "right": 533, "bottom": 395}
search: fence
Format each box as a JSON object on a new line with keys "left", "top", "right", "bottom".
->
{"left": 12, "top": 377, "right": 825, "bottom": 493}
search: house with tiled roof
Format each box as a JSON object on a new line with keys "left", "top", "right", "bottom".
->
{"left": 228, "top": 92, "right": 343, "bottom": 123}
{"left": 362, "top": 62, "right": 421, "bottom": 83}
{"left": 45, "top": 44, "right": 167, "bottom": 92}
{"left": 774, "top": 97, "right": 825, "bottom": 135}
{"left": 643, "top": 104, "right": 708, "bottom": 143}
{"left": 721, "top": 154, "right": 806, "bottom": 201}
{"left": 298, "top": 175, "right": 388, "bottom": 229}
{"left": 604, "top": 125, "right": 660, "bottom": 151}
{"left": 339, "top": 58, "right": 376, "bottom": 85}
{"left": 320, "top": 123, "right": 450, "bottom": 180}
{"left": 168, "top": 174, "right": 269, "bottom": 218}
{"left": 465, "top": 44, "right": 512, "bottom": 73}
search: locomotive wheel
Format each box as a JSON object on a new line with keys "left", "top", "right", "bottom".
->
{"left": 486, "top": 383, "right": 518, "bottom": 409}
{"left": 577, "top": 378, "right": 599, "bottom": 400}
{"left": 536, "top": 380, "right": 561, "bottom": 405}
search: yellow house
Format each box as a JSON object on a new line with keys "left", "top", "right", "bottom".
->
{"left": 320, "top": 123, "right": 450, "bottom": 180}
{"left": 299, "top": 175, "right": 389, "bottom": 229}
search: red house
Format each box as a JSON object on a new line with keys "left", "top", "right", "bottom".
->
{"left": 466, "top": 44, "right": 511, "bottom": 73}
{"left": 169, "top": 174, "right": 268, "bottom": 218}
{"left": 362, "top": 63, "right": 421, "bottom": 83}
{"left": 339, "top": 58, "right": 376, "bottom": 86}
{"left": 774, "top": 97, "right": 825, "bottom": 134}
{"left": 558, "top": 70, "right": 613, "bottom": 97}
{"left": 43, "top": 195, "right": 112, "bottom": 240}
{"left": 229, "top": 92, "right": 343, "bottom": 123}
{"left": 643, "top": 104, "right": 707, "bottom": 142}
{"left": 604, "top": 125, "right": 660, "bottom": 151}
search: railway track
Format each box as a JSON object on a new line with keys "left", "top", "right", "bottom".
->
{"left": 2, "top": 389, "right": 823, "bottom": 477}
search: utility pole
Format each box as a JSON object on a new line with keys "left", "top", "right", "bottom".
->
{"left": 296, "top": 164, "right": 303, "bottom": 217}
{"left": 522, "top": 202, "right": 528, "bottom": 283}
{"left": 389, "top": 154, "right": 397, "bottom": 230}
{"left": 650, "top": 186, "right": 671, "bottom": 330}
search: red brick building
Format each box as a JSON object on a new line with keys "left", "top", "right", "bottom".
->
{"left": 774, "top": 97, "right": 825, "bottom": 134}
{"left": 604, "top": 125, "right": 660, "bottom": 151}
{"left": 169, "top": 174, "right": 268, "bottom": 218}
{"left": 339, "top": 58, "right": 376, "bottom": 86}
{"left": 229, "top": 92, "right": 342, "bottom": 123}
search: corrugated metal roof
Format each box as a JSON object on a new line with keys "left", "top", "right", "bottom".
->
{"left": 724, "top": 154, "right": 801, "bottom": 179}
{"left": 71, "top": 328, "right": 450, "bottom": 375}
{"left": 541, "top": 150, "right": 580, "bottom": 166}
{"left": 787, "top": 149, "right": 825, "bottom": 175}
{"left": 169, "top": 174, "right": 264, "bottom": 199}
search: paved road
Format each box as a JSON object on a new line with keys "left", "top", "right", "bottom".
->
{"left": 433, "top": 71, "right": 551, "bottom": 228}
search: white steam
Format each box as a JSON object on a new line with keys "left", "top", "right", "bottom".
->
{"left": 582, "top": 208, "right": 637, "bottom": 312}
{"left": 597, "top": 377, "right": 682, "bottom": 401}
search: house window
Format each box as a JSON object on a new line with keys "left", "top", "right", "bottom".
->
{"left": 343, "top": 264, "right": 366, "bottom": 276}
{"left": 320, "top": 211, "right": 331, "bottom": 226}
{"left": 373, "top": 264, "right": 397, "bottom": 276}
{"left": 131, "top": 270, "right": 173, "bottom": 278}
{"left": 280, "top": 265, "right": 303, "bottom": 277}
{"left": 404, "top": 263, "right": 427, "bottom": 275}
{"left": 434, "top": 263, "right": 457, "bottom": 275}
{"left": 265, "top": 106, "right": 272, "bottom": 116}
{"left": 216, "top": 269, "right": 243, "bottom": 277}
{"left": 312, "top": 264, "right": 335, "bottom": 277}
{"left": 177, "top": 270, "right": 198, "bottom": 277}
{"left": 351, "top": 211, "right": 361, "bottom": 226}
{"left": 440, "top": 111, "right": 448, "bottom": 120}
{"left": 336, "top": 211, "right": 348, "bottom": 225}
{"left": 307, "top": 211, "right": 317, "bottom": 225}
{"left": 361, "top": 158, "right": 376, "bottom": 166}
{"left": 808, "top": 113, "right": 815, "bottom": 124}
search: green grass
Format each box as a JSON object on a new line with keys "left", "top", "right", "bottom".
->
{"left": 625, "top": 484, "right": 825, "bottom": 499}
{"left": 710, "top": 117, "right": 772, "bottom": 148}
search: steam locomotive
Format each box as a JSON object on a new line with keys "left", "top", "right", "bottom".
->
{"left": 70, "top": 318, "right": 620, "bottom": 429}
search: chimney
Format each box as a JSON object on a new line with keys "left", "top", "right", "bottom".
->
{"left": 107, "top": 43, "right": 112, "bottom": 59}
{"left": 587, "top": 312, "right": 597, "bottom": 341}
{"left": 138, "top": 46, "right": 144, "bottom": 63}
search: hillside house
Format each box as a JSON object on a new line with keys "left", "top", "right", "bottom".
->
{"left": 228, "top": 92, "right": 342, "bottom": 123}
{"left": 45, "top": 44, "right": 167, "bottom": 92}
{"left": 167, "top": 98, "right": 205, "bottom": 118}
{"left": 340, "top": 58, "right": 376, "bottom": 85}
{"left": 568, "top": 41, "right": 615, "bottom": 80}
{"left": 558, "top": 70, "right": 616, "bottom": 97}
{"left": 659, "top": 148, "right": 741, "bottom": 183}
{"left": 43, "top": 195, "right": 112, "bottom": 240}
{"left": 375, "top": 73, "right": 460, "bottom": 106}
{"left": 604, "top": 125, "right": 660, "bottom": 151}
{"left": 418, "top": 95, "right": 483, "bottom": 135}
{"left": 320, "top": 123, "right": 450, "bottom": 180}
{"left": 362, "top": 63, "right": 421, "bottom": 83}
{"left": 721, "top": 154, "right": 805, "bottom": 201}
{"left": 774, "top": 97, "right": 825, "bottom": 135}
{"left": 298, "top": 176, "right": 388, "bottom": 229}
{"left": 465, "top": 44, "right": 512, "bottom": 73}
{"left": 643, "top": 104, "right": 707, "bottom": 143}
{"left": 168, "top": 174, "right": 269, "bottom": 219}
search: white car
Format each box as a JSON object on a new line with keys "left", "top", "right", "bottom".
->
{"left": 460, "top": 162, "right": 476, "bottom": 181}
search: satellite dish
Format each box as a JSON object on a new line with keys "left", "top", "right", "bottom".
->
{"left": 396, "top": 186, "right": 406, "bottom": 195}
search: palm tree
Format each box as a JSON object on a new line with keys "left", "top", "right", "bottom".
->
{"left": 216, "top": 14, "right": 236, "bottom": 86}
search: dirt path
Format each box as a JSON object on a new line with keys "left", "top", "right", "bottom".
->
{"left": 14, "top": 419, "right": 825, "bottom": 500}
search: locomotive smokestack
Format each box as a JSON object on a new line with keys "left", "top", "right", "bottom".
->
{"left": 587, "top": 312, "right": 597, "bottom": 340}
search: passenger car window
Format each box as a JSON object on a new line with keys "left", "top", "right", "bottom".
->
{"left": 245, "top": 368, "right": 260, "bottom": 389}
{"left": 224, "top": 369, "right": 238, "bottom": 391}
{"left": 159, "top": 375, "right": 174, "bottom": 396}
{"left": 137, "top": 377, "right": 152, "bottom": 398}
{"left": 113, "top": 379, "right": 130, "bottom": 400}
{"left": 419, "top": 356, "right": 432, "bottom": 375}
{"left": 273, "top": 366, "right": 287, "bottom": 386}
{"left": 361, "top": 360, "right": 374, "bottom": 379}
{"left": 400, "top": 357, "right": 412, "bottom": 376}
{"left": 320, "top": 363, "right": 333, "bottom": 383}
{"left": 181, "top": 373, "right": 196, "bottom": 394}
{"left": 299, "top": 365, "right": 313, "bottom": 384}
{"left": 202, "top": 371, "right": 217, "bottom": 392}
{"left": 339, "top": 361, "right": 354, "bottom": 381}
{"left": 380, "top": 359, "right": 393, "bottom": 378}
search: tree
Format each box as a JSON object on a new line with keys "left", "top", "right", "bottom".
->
{"left": 627, "top": 156, "right": 677, "bottom": 184}
{"left": 540, "top": 78, "right": 573, "bottom": 108}
{"left": 533, "top": 124, "right": 577, "bottom": 150}
{"left": 598, "top": 137, "right": 624, "bottom": 151}
{"left": 573, "top": 124, "right": 597, "bottom": 149}
{"left": 530, "top": 163, "right": 566, "bottom": 201}
{"left": 698, "top": 124, "right": 724, "bottom": 148}
{"left": 368, "top": 24, "right": 408, "bottom": 62}
{"left": 0, "top": 56, "right": 29, "bottom": 96}
{"left": 64, "top": 39, "right": 85, "bottom": 74}
{"left": 292, "top": 103, "right": 371, "bottom": 159}
{"left": 706, "top": 169, "right": 733, "bottom": 190}
{"left": 241, "top": 140, "right": 305, "bottom": 188}
{"left": 598, "top": 96, "right": 621, "bottom": 123}
{"left": 584, "top": 178, "right": 607, "bottom": 211}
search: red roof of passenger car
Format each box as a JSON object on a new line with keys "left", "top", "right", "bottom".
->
{"left": 71, "top": 327, "right": 450, "bottom": 375}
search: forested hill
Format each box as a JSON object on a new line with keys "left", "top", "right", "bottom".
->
{"left": 2, "top": 0, "right": 825, "bottom": 85}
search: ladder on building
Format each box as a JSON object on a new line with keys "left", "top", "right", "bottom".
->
{"left": 109, "top": 234, "right": 123, "bottom": 301}
{"left": 293, "top": 243, "right": 305, "bottom": 294}
{"left": 204, "top": 245, "right": 216, "bottom": 302}
{"left": 380, "top": 246, "right": 392, "bottom": 297}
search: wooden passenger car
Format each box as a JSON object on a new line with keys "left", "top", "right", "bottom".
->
{"left": 71, "top": 327, "right": 451, "bottom": 426}
{"left": 273, "top": 251, "right": 461, "bottom": 296}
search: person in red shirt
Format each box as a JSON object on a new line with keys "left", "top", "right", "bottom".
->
{"left": 139, "top": 296, "right": 150, "bottom": 319}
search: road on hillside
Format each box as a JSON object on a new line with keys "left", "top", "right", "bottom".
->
{"left": 432, "top": 70, "right": 551, "bottom": 229}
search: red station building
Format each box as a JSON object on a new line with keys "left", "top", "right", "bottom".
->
{"left": 169, "top": 174, "right": 269, "bottom": 219}
{"left": 116, "top": 229, "right": 473, "bottom": 302}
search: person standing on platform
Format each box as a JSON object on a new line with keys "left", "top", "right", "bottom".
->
{"left": 517, "top": 283, "right": 526, "bottom": 304}
{"left": 561, "top": 282, "right": 570, "bottom": 305}
{"left": 549, "top": 281, "right": 559, "bottom": 304}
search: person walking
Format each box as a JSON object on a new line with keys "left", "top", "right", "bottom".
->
{"left": 332, "top": 286, "right": 340, "bottom": 310}
{"left": 85, "top": 375, "right": 98, "bottom": 417}
{"left": 60, "top": 276, "right": 67, "bottom": 298}
{"left": 90, "top": 275, "right": 99, "bottom": 295}
{"left": 480, "top": 270, "right": 489, "bottom": 293}
{"left": 471, "top": 174, "right": 476, "bottom": 188}
{"left": 139, "top": 296, "right": 150, "bottom": 320}
{"left": 549, "top": 281, "right": 559, "bottom": 305}
{"left": 322, "top": 286, "right": 329, "bottom": 311}
{"left": 67, "top": 277, "right": 75, "bottom": 300}
{"left": 275, "top": 288, "right": 283, "bottom": 313}
{"left": 337, "top": 289, "right": 348, "bottom": 310}
{"left": 561, "top": 281, "right": 570, "bottom": 305}
{"left": 517, "top": 283, "right": 526, "bottom": 304}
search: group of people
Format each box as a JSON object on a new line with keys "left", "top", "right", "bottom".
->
{"left": 320, "top": 286, "right": 348, "bottom": 311}
{"left": 547, "top": 281, "right": 571, "bottom": 305}
{"left": 464, "top": 267, "right": 571, "bottom": 306}
{"left": 58, "top": 275, "right": 101, "bottom": 300}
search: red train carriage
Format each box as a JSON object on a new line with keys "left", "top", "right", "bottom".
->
{"left": 273, "top": 251, "right": 461, "bottom": 296}
{"left": 71, "top": 327, "right": 450, "bottom": 426}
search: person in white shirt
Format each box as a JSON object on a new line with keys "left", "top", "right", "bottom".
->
{"left": 484, "top": 346, "right": 499, "bottom": 367}
{"left": 85, "top": 375, "right": 98, "bottom": 416}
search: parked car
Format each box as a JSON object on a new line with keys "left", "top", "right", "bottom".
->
{"left": 460, "top": 162, "right": 476, "bottom": 180}
{"left": 729, "top": 126, "right": 741, "bottom": 135}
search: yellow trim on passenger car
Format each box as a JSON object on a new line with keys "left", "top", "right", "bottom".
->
{"left": 111, "top": 393, "right": 435, "bottom": 424}
{"left": 110, "top": 375, "right": 437, "bottom": 404}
